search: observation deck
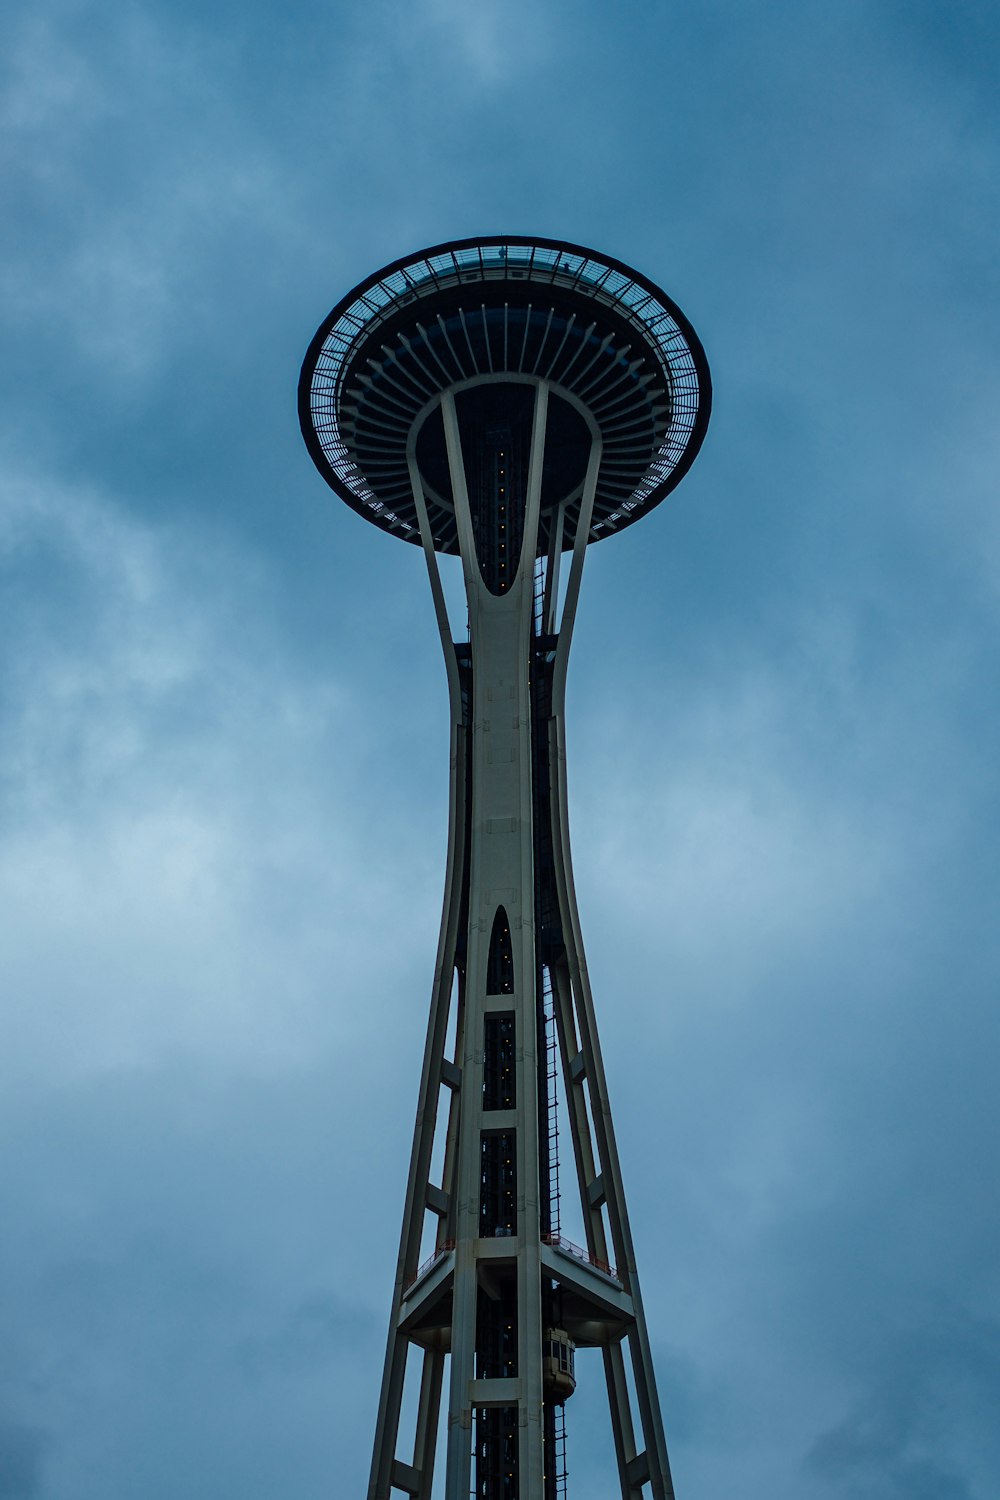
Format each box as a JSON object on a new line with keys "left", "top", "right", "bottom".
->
{"left": 299, "top": 235, "right": 711, "bottom": 556}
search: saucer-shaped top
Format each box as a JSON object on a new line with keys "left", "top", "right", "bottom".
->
{"left": 299, "top": 236, "right": 711, "bottom": 553}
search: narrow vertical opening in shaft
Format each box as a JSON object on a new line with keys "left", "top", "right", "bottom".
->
{"left": 476, "top": 1277, "right": 518, "bottom": 1378}
{"left": 486, "top": 907, "right": 514, "bottom": 995}
{"left": 474, "top": 1406, "right": 518, "bottom": 1500}
{"left": 483, "top": 1014, "right": 516, "bottom": 1112}
{"left": 479, "top": 1132, "right": 517, "bottom": 1238}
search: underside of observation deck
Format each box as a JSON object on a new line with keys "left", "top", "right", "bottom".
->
{"left": 299, "top": 236, "right": 710, "bottom": 553}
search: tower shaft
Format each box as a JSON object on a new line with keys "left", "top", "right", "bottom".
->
{"left": 367, "top": 378, "right": 674, "bottom": 1500}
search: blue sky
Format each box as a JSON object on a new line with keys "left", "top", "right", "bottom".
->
{"left": 2, "top": 1, "right": 999, "bottom": 1496}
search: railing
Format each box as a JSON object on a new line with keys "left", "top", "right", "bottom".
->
{"left": 541, "top": 1232, "right": 618, "bottom": 1283}
{"left": 403, "top": 1239, "right": 456, "bottom": 1292}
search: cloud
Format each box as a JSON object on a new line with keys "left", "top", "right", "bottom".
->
{"left": 414, "top": 0, "right": 551, "bottom": 84}
{"left": 0, "top": 1418, "right": 46, "bottom": 1499}
{"left": 238, "top": 1293, "right": 376, "bottom": 1378}
{"left": 0, "top": 13, "right": 105, "bottom": 137}
{"left": 2, "top": 0, "right": 999, "bottom": 1494}
{"left": 807, "top": 1307, "right": 1000, "bottom": 1498}
{"left": 0, "top": 456, "right": 437, "bottom": 1085}
{"left": 0, "top": 6, "right": 297, "bottom": 386}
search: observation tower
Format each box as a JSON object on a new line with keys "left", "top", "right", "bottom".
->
{"left": 298, "top": 236, "right": 711, "bottom": 1500}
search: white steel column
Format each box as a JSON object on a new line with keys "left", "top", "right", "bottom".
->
{"left": 441, "top": 382, "right": 550, "bottom": 1500}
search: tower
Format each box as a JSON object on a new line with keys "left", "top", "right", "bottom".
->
{"left": 298, "top": 237, "right": 711, "bottom": 1500}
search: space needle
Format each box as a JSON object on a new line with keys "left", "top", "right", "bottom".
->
{"left": 299, "top": 236, "right": 711, "bottom": 1500}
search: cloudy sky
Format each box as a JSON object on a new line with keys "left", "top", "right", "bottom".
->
{"left": 3, "top": 0, "right": 999, "bottom": 1496}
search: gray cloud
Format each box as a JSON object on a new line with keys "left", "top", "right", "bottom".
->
{"left": 238, "top": 1293, "right": 376, "bottom": 1379}
{"left": 807, "top": 1309, "right": 1000, "bottom": 1497}
{"left": 0, "top": 1419, "right": 46, "bottom": 1500}
{"left": 2, "top": 0, "right": 999, "bottom": 1495}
